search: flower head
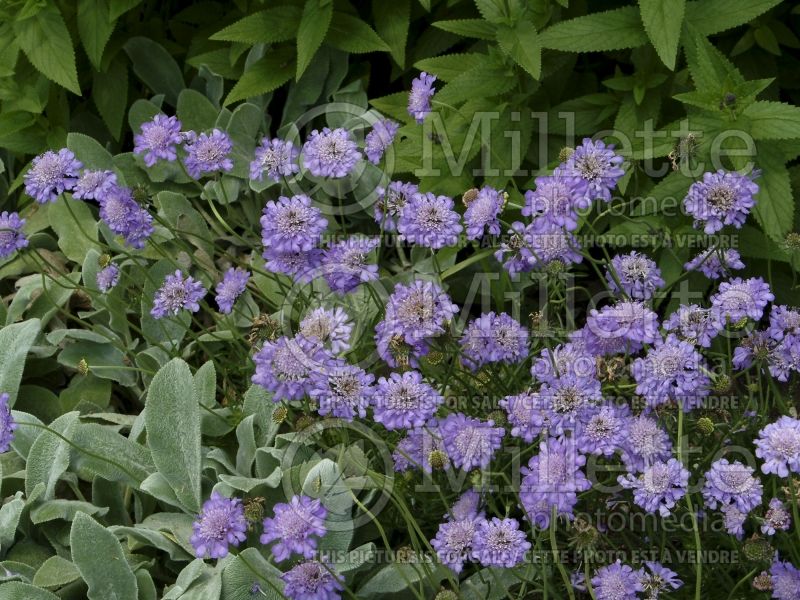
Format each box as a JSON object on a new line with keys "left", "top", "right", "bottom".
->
{"left": 322, "top": 236, "right": 380, "bottom": 294}
{"left": 24, "top": 148, "right": 82, "bottom": 203}
{"left": 472, "top": 518, "right": 530, "bottom": 568}
{"left": 591, "top": 561, "right": 644, "bottom": 600}
{"left": 0, "top": 393, "right": 18, "bottom": 452}
{"left": 250, "top": 138, "right": 299, "bottom": 182}
{"left": 460, "top": 312, "right": 528, "bottom": 370}
{"left": 583, "top": 301, "right": 660, "bottom": 355}
{"left": 500, "top": 391, "right": 546, "bottom": 443}
{"left": 190, "top": 492, "right": 247, "bottom": 559}
{"left": 299, "top": 307, "right": 352, "bottom": 354}
{"left": 72, "top": 169, "right": 117, "bottom": 201}
{"left": 618, "top": 458, "right": 689, "bottom": 517}
{"left": 640, "top": 561, "right": 683, "bottom": 599}
{"left": 215, "top": 268, "right": 250, "bottom": 314}
{"left": 302, "top": 127, "right": 361, "bottom": 178}
{"left": 531, "top": 342, "right": 596, "bottom": 385}
{"left": 683, "top": 169, "right": 758, "bottom": 234}
{"left": 393, "top": 422, "right": 447, "bottom": 472}
{"left": 309, "top": 360, "right": 373, "bottom": 421}
{"left": 711, "top": 277, "right": 774, "bottom": 323}
{"left": 685, "top": 248, "right": 745, "bottom": 279}
{"left": 762, "top": 497, "right": 792, "bottom": 536}
{"left": 702, "top": 458, "right": 763, "bottom": 513}
{"left": 431, "top": 518, "right": 477, "bottom": 573}
{"left": 523, "top": 171, "right": 590, "bottom": 231}
{"left": 464, "top": 186, "right": 504, "bottom": 239}
{"left": 562, "top": 138, "right": 624, "bottom": 202}
{"left": 408, "top": 72, "right": 437, "bottom": 123}
{"left": 252, "top": 335, "right": 328, "bottom": 402}
{"left": 281, "top": 561, "right": 343, "bottom": 600}
{"left": 134, "top": 114, "right": 183, "bottom": 167}
{"left": 770, "top": 557, "right": 800, "bottom": 600}
{"left": 397, "top": 192, "right": 462, "bottom": 249}
{"left": 151, "top": 270, "right": 206, "bottom": 318}
{"left": 620, "top": 415, "right": 672, "bottom": 473}
{"left": 373, "top": 370, "right": 443, "bottom": 430}
{"left": 576, "top": 403, "right": 630, "bottom": 457}
{"left": 183, "top": 129, "right": 233, "bottom": 178}
{"left": 365, "top": 119, "right": 399, "bottom": 164}
{"left": 374, "top": 181, "right": 418, "bottom": 231}
{"left": 540, "top": 374, "right": 602, "bottom": 435}
{"left": 263, "top": 248, "right": 323, "bottom": 282}
{"left": 449, "top": 490, "right": 483, "bottom": 522}
{"left": 755, "top": 416, "right": 800, "bottom": 477}
{"left": 261, "top": 194, "right": 328, "bottom": 253}
{"left": 769, "top": 305, "right": 800, "bottom": 341}
{"left": 439, "top": 413, "right": 505, "bottom": 471}
{"left": 663, "top": 304, "right": 722, "bottom": 348}
{"left": 98, "top": 185, "right": 154, "bottom": 249}
{"left": 606, "top": 251, "right": 665, "bottom": 300}
{"left": 261, "top": 495, "right": 327, "bottom": 561}
{"left": 96, "top": 263, "right": 120, "bottom": 293}
{"left": 0, "top": 212, "right": 28, "bottom": 259}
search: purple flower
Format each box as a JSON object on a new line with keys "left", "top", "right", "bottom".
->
{"left": 449, "top": 490, "right": 483, "bottom": 522}
{"left": 261, "top": 495, "right": 327, "bottom": 561}
{"left": 460, "top": 312, "right": 528, "bottom": 370}
{"left": 494, "top": 221, "right": 537, "bottom": 276}
{"left": 500, "top": 391, "right": 546, "bottom": 443}
{"left": 150, "top": 270, "right": 206, "bottom": 319}
{"left": 768, "top": 334, "right": 800, "bottom": 382}
{"left": 663, "top": 304, "right": 722, "bottom": 348}
{"left": 408, "top": 72, "right": 436, "bottom": 123}
{"left": 527, "top": 222, "right": 583, "bottom": 269}
{"left": 640, "top": 562, "right": 683, "bottom": 597}
{"left": 322, "top": 236, "right": 380, "bottom": 294}
{"left": 281, "top": 561, "right": 343, "bottom": 600}
{"left": 702, "top": 458, "right": 763, "bottom": 513}
{"left": 250, "top": 138, "right": 299, "bottom": 182}
{"left": 373, "top": 370, "right": 443, "bottom": 430}
{"left": 365, "top": 119, "right": 399, "bottom": 164}
{"left": 464, "top": 186, "right": 503, "bottom": 240}
{"left": 762, "top": 498, "right": 791, "bottom": 535}
{"left": 96, "top": 263, "right": 120, "bottom": 293}
{"left": 98, "top": 185, "right": 154, "bottom": 249}
{"left": 618, "top": 458, "right": 689, "bottom": 517}
{"left": 540, "top": 374, "right": 602, "bottom": 435}
{"left": 24, "top": 148, "right": 82, "bottom": 203}
{"left": 591, "top": 561, "right": 643, "bottom": 600}
{"left": 393, "top": 422, "right": 447, "bottom": 472}
{"left": 215, "top": 267, "right": 250, "bottom": 314}
{"left": 263, "top": 248, "right": 323, "bottom": 282}
{"left": 471, "top": 518, "right": 530, "bottom": 568}
{"left": 431, "top": 518, "right": 477, "bottom": 573}
{"left": 606, "top": 251, "right": 665, "bottom": 300}
{"left": 583, "top": 301, "right": 660, "bottom": 355}
{"left": 309, "top": 360, "right": 373, "bottom": 421}
{"left": 261, "top": 194, "right": 328, "bottom": 254}
{"left": 190, "top": 492, "right": 247, "bottom": 559}
{"left": 770, "top": 557, "right": 800, "bottom": 600}
{"left": 562, "top": 138, "right": 624, "bottom": 202}
{"left": 683, "top": 169, "right": 758, "bottom": 234}
{"left": 631, "top": 334, "right": 710, "bottom": 410}
{"left": 299, "top": 307, "right": 352, "bottom": 354}
{"left": 520, "top": 436, "right": 591, "bottom": 528}
{"left": 302, "top": 127, "right": 361, "bottom": 178}
{"left": 576, "top": 403, "right": 630, "bottom": 457}
{"left": 685, "top": 248, "right": 745, "bottom": 279}
{"left": 374, "top": 181, "right": 418, "bottom": 231}
{"left": 183, "top": 129, "right": 234, "bottom": 179}
{"left": 722, "top": 503, "right": 748, "bottom": 538}
{"left": 0, "top": 212, "right": 28, "bottom": 259}
{"left": 0, "top": 393, "right": 18, "bottom": 452}
{"left": 397, "top": 192, "right": 462, "bottom": 249}
{"left": 439, "top": 413, "right": 505, "bottom": 471}
{"left": 769, "top": 305, "right": 800, "bottom": 341}
{"left": 531, "top": 342, "right": 596, "bottom": 385}
{"left": 523, "top": 170, "right": 590, "bottom": 231}
{"left": 710, "top": 277, "right": 774, "bottom": 323}
{"left": 755, "top": 416, "right": 800, "bottom": 477}
{"left": 72, "top": 170, "right": 117, "bottom": 201}
{"left": 252, "top": 335, "right": 328, "bottom": 402}
{"left": 133, "top": 114, "right": 183, "bottom": 167}
{"left": 620, "top": 415, "right": 672, "bottom": 473}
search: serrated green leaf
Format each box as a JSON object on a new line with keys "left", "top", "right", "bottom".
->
{"left": 685, "top": 30, "right": 744, "bottom": 94}
{"left": 474, "top": 0, "right": 507, "bottom": 24}
{"left": 373, "top": 0, "right": 410, "bottom": 66}
{"left": 26, "top": 412, "right": 79, "bottom": 500}
{"left": 77, "top": 0, "right": 116, "bottom": 70}
{"left": 210, "top": 6, "right": 301, "bottom": 44}
{"left": 13, "top": 4, "right": 80, "bottom": 94}
{"left": 639, "top": 0, "right": 685, "bottom": 70}
{"left": 296, "top": 0, "right": 333, "bottom": 80}
{"left": 225, "top": 49, "right": 295, "bottom": 106}
{"left": 685, "top": 0, "right": 782, "bottom": 36}
{"left": 70, "top": 512, "right": 138, "bottom": 600}
{"left": 123, "top": 37, "right": 185, "bottom": 106}
{"left": 327, "top": 12, "right": 390, "bottom": 54}
{"left": 0, "top": 319, "right": 40, "bottom": 406}
{"left": 432, "top": 19, "right": 496, "bottom": 40}
{"left": 497, "top": 20, "right": 541, "bottom": 79}
{"left": 436, "top": 57, "right": 514, "bottom": 105}
{"left": 752, "top": 145, "right": 794, "bottom": 242}
{"left": 413, "top": 53, "right": 488, "bottom": 82}
{"left": 539, "top": 6, "right": 648, "bottom": 52}
{"left": 743, "top": 101, "right": 800, "bottom": 140}
{"left": 145, "top": 358, "right": 202, "bottom": 511}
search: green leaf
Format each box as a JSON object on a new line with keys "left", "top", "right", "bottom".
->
{"left": 123, "top": 37, "right": 185, "bottom": 106}
{"left": 752, "top": 145, "right": 794, "bottom": 242}
{"left": 0, "top": 582, "right": 60, "bottom": 599}
{"left": 225, "top": 49, "right": 295, "bottom": 106}
{"left": 326, "top": 12, "right": 390, "bottom": 54}
{"left": 33, "top": 556, "right": 81, "bottom": 589}
{"left": 71, "top": 423, "right": 154, "bottom": 486}
{"left": 539, "top": 6, "right": 649, "bottom": 52}
{"left": 221, "top": 548, "right": 284, "bottom": 600}
{"left": 29, "top": 500, "right": 108, "bottom": 525}
{"left": 685, "top": 0, "right": 782, "bottom": 36}
{"left": 433, "top": 19, "right": 496, "bottom": 40}
{"left": 497, "top": 20, "right": 541, "bottom": 79}
{"left": 414, "top": 53, "right": 487, "bottom": 82}
{"left": 93, "top": 55, "right": 128, "bottom": 140}
{"left": 177, "top": 89, "right": 218, "bottom": 132}
{"left": 108, "top": 0, "right": 142, "bottom": 20}
{"left": 145, "top": 358, "right": 202, "bottom": 511}
{"left": 70, "top": 512, "right": 138, "bottom": 600}
{"left": 639, "top": 0, "right": 685, "bottom": 70}
{"left": 0, "top": 493, "right": 24, "bottom": 556}
{"left": 77, "top": 0, "right": 116, "bottom": 70}
{"left": 67, "top": 132, "right": 115, "bottom": 170}
{"left": 13, "top": 4, "right": 80, "bottom": 94}
{"left": 743, "top": 101, "right": 800, "bottom": 140}
{"left": 373, "top": 0, "right": 410, "bottom": 66}
{"left": 26, "top": 412, "right": 79, "bottom": 500}
{"left": 474, "top": 0, "right": 507, "bottom": 24}
{"left": 48, "top": 197, "right": 99, "bottom": 262}
{"left": 296, "top": 0, "right": 334, "bottom": 80}
{"left": 0, "top": 319, "right": 41, "bottom": 405}
{"left": 210, "top": 6, "right": 301, "bottom": 44}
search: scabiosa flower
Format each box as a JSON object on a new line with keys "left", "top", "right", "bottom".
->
{"left": 685, "top": 248, "right": 745, "bottom": 279}
{"left": 449, "top": 489, "right": 483, "bottom": 522}
{"left": 373, "top": 370, "right": 443, "bottom": 430}
{"left": 250, "top": 138, "right": 299, "bottom": 182}
{"left": 183, "top": 129, "right": 233, "bottom": 179}
{"left": 540, "top": 374, "right": 602, "bottom": 435}
{"left": 531, "top": 342, "right": 596, "bottom": 384}
{"left": 397, "top": 192, "right": 462, "bottom": 249}
{"left": 562, "top": 138, "right": 624, "bottom": 202}
{"left": 322, "top": 236, "right": 380, "bottom": 294}
{"left": 576, "top": 403, "right": 630, "bottom": 457}
{"left": 0, "top": 393, "right": 18, "bottom": 452}
{"left": 770, "top": 557, "right": 800, "bottom": 600}
{"left": 769, "top": 305, "right": 800, "bottom": 341}
{"left": 281, "top": 561, "right": 343, "bottom": 600}
{"left": 309, "top": 360, "right": 373, "bottom": 421}
{"left": 711, "top": 277, "right": 774, "bottom": 324}
{"left": 299, "top": 307, "right": 352, "bottom": 354}
{"left": 133, "top": 114, "right": 183, "bottom": 167}
{"left": 495, "top": 221, "right": 537, "bottom": 276}
{"left": 408, "top": 72, "right": 436, "bottom": 123}
{"left": 214, "top": 268, "right": 249, "bottom": 314}
{"left": 431, "top": 518, "right": 477, "bottom": 573}
{"left": 374, "top": 181, "right": 418, "bottom": 231}
{"left": 261, "top": 194, "right": 328, "bottom": 253}
{"left": 584, "top": 301, "right": 660, "bottom": 355}
{"left": 72, "top": 169, "right": 117, "bottom": 201}
{"left": 96, "top": 263, "right": 120, "bottom": 293}
{"left": 471, "top": 518, "right": 530, "bottom": 568}
{"left": 392, "top": 422, "right": 447, "bottom": 472}
{"left": 0, "top": 212, "right": 28, "bottom": 259}
{"left": 500, "top": 391, "right": 545, "bottom": 443}
{"left": 520, "top": 436, "right": 591, "bottom": 528}
{"left": 762, "top": 498, "right": 791, "bottom": 536}
{"left": 755, "top": 416, "right": 800, "bottom": 477}
{"left": 591, "top": 561, "right": 644, "bottom": 600}
{"left": 365, "top": 119, "right": 399, "bottom": 164}
{"left": 98, "top": 185, "right": 154, "bottom": 249}
{"left": 620, "top": 415, "right": 672, "bottom": 473}
{"left": 439, "top": 413, "right": 505, "bottom": 471}
{"left": 190, "top": 492, "right": 247, "bottom": 559}
{"left": 702, "top": 459, "right": 763, "bottom": 513}
{"left": 302, "top": 127, "right": 361, "bottom": 178}
{"left": 721, "top": 503, "right": 748, "bottom": 538}
{"left": 463, "top": 186, "right": 503, "bottom": 240}
{"left": 24, "top": 148, "right": 82, "bottom": 203}
{"left": 618, "top": 459, "right": 689, "bottom": 517}
{"left": 459, "top": 312, "right": 528, "bottom": 370}
{"left": 151, "top": 270, "right": 206, "bottom": 319}
{"left": 523, "top": 171, "right": 590, "bottom": 231}
{"left": 527, "top": 222, "right": 583, "bottom": 269}
{"left": 683, "top": 169, "right": 758, "bottom": 234}
{"left": 663, "top": 304, "right": 722, "bottom": 348}
{"left": 631, "top": 334, "right": 710, "bottom": 410}
{"left": 606, "top": 251, "right": 665, "bottom": 300}
{"left": 263, "top": 248, "right": 323, "bottom": 282}
{"left": 640, "top": 562, "right": 683, "bottom": 599}
{"left": 261, "top": 495, "right": 327, "bottom": 561}
{"left": 765, "top": 334, "right": 800, "bottom": 382}
{"left": 252, "top": 336, "right": 327, "bottom": 402}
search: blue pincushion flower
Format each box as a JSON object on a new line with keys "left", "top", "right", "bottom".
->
{"left": 96, "top": 263, "right": 120, "bottom": 293}
{"left": 463, "top": 186, "right": 503, "bottom": 240}
{"left": 640, "top": 562, "right": 683, "bottom": 597}
{"left": 72, "top": 170, "right": 117, "bottom": 201}
{"left": 281, "top": 560, "right": 343, "bottom": 600}
{"left": 263, "top": 248, "right": 323, "bottom": 282}
{"left": 392, "top": 421, "right": 447, "bottom": 473}
{"left": 591, "top": 561, "right": 643, "bottom": 600}
{"left": 523, "top": 170, "right": 589, "bottom": 231}
{"left": 24, "top": 148, "right": 82, "bottom": 203}
{"left": 562, "top": 138, "right": 624, "bottom": 202}
{"left": 583, "top": 301, "right": 660, "bottom": 355}
{"left": 252, "top": 335, "right": 328, "bottom": 402}
{"left": 322, "top": 236, "right": 380, "bottom": 294}
{"left": 190, "top": 492, "right": 247, "bottom": 559}
{"left": 430, "top": 518, "right": 478, "bottom": 573}
{"left": 374, "top": 181, "right": 418, "bottom": 231}
{"left": 769, "top": 305, "right": 800, "bottom": 341}
{"left": 449, "top": 490, "right": 483, "bottom": 522}
{"left": 373, "top": 370, "right": 443, "bottom": 430}
{"left": 302, "top": 127, "right": 361, "bottom": 178}
{"left": 214, "top": 267, "right": 250, "bottom": 314}
{"left": 527, "top": 222, "right": 583, "bottom": 270}
{"left": 439, "top": 413, "right": 505, "bottom": 471}
{"left": 183, "top": 129, "right": 234, "bottom": 179}
{"left": 702, "top": 458, "right": 763, "bottom": 514}
{"left": 618, "top": 458, "right": 689, "bottom": 517}
{"left": 0, "top": 212, "right": 29, "bottom": 259}
{"left": 540, "top": 373, "right": 603, "bottom": 435}
{"left": 620, "top": 414, "right": 672, "bottom": 474}
{"left": 261, "top": 194, "right": 328, "bottom": 254}
{"left": 683, "top": 169, "right": 758, "bottom": 234}
{"left": 151, "top": 270, "right": 206, "bottom": 319}
{"left": 762, "top": 498, "right": 792, "bottom": 536}
{"left": 134, "top": 114, "right": 183, "bottom": 167}
{"left": 755, "top": 416, "right": 800, "bottom": 478}
{"left": 261, "top": 494, "right": 327, "bottom": 562}
{"left": 299, "top": 307, "right": 352, "bottom": 354}
{"left": 98, "top": 185, "right": 154, "bottom": 249}
{"left": 769, "top": 556, "right": 800, "bottom": 600}
{"left": 531, "top": 342, "right": 596, "bottom": 385}
{"left": 710, "top": 276, "right": 774, "bottom": 323}
{"left": 685, "top": 247, "right": 745, "bottom": 279}
{"left": 0, "top": 393, "right": 18, "bottom": 452}
{"left": 606, "top": 251, "right": 665, "bottom": 300}
{"left": 576, "top": 404, "right": 631, "bottom": 457}
{"left": 471, "top": 517, "right": 530, "bottom": 568}
{"left": 365, "top": 119, "right": 399, "bottom": 164}
{"left": 250, "top": 137, "right": 299, "bottom": 182}
{"left": 397, "top": 192, "right": 462, "bottom": 249}
{"left": 500, "top": 391, "right": 546, "bottom": 443}
{"left": 460, "top": 312, "right": 528, "bottom": 370}
{"left": 408, "top": 72, "right": 436, "bottom": 123}
{"left": 663, "top": 304, "right": 722, "bottom": 348}
{"left": 309, "top": 360, "right": 374, "bottom": 421}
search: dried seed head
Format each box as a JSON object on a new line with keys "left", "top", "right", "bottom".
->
{"left": 742, "top": 536, "right": 773, "bottom": 562}
{"left": 461, "top": 188, "right": 479, "bottom": 206}
{"left": 559, "top": 147, "right": 575, "bottom": 163}
{"left": 752, "top": 571, "right": 772, "bottom": 591}
{"left": 272, "top": 405, "right": 288, "bottom": 424}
